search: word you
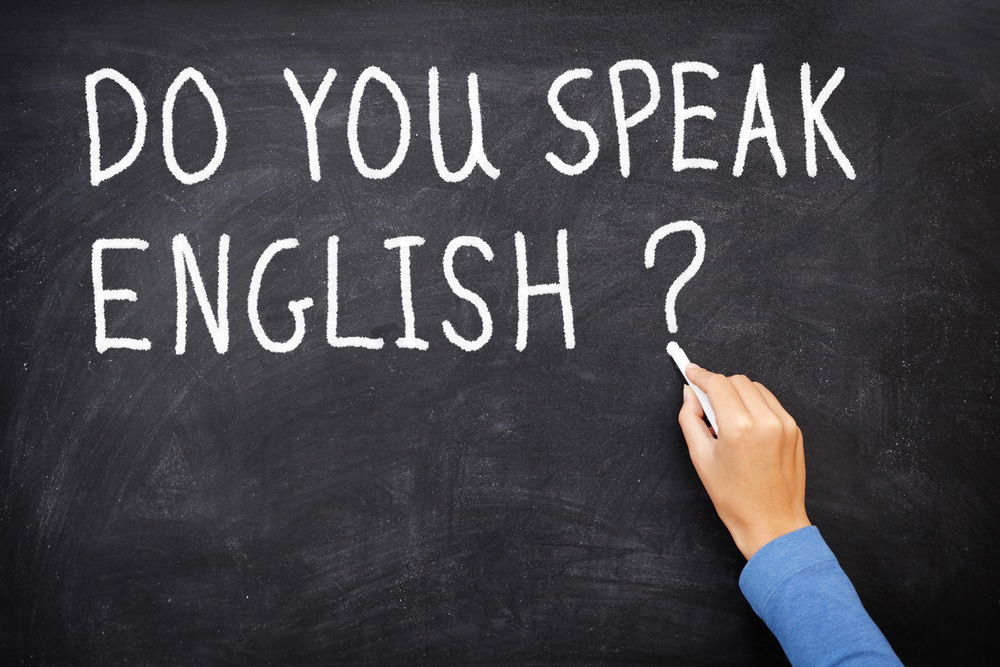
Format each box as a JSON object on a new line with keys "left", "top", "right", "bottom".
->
{"left": 92, "top": 223, "right": 700, "bottom": 354}
{"left": 86, "top": 61, "right": 855, "bottom": 186}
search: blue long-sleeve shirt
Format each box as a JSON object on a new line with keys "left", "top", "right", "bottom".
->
{"left": 739, "top": 526, "right": 901, "bottom": 666}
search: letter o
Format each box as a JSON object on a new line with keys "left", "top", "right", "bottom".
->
{"left": 162, "top": 67, "right": 228, "bottom": 184}
{"left": 347, "top": 66, "right": 411, "bottom": 179}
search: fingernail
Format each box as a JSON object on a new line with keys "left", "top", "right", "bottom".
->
{"left": 683, "top": 385, "right": 692, "bottom": 402}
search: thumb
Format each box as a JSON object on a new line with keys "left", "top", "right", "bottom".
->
{"left": 679, "top": 385, "right": 714, "bottom": 462}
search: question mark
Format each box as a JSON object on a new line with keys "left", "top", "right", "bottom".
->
{"left": 643, "top": 220, "right": 706, "bottom": 339}
{"left": 645, "top": 220, "right": 718, "bottom": 434}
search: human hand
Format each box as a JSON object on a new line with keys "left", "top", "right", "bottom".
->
{"left": 678, "top": 365, "right": 810, "bottom": 559}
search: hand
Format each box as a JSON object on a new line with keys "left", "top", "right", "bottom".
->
{"left": 678, "top": 365, "right": 810, "bottom": 559}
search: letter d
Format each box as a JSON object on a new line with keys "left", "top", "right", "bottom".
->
{"left": 86, "top": 68, "right": 147, "bottom": 186}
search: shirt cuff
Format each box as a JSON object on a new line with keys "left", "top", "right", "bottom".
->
{"left": 738, "top": 525, "right": 837, "bottom": 619}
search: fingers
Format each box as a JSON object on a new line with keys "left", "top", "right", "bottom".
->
{"left": 753, "top": 382, "right": 791, "bottom": 420}
{"left": 686, "top": 365, "right": 799, "bottom": 441}
{"left": 754, "top": 381, "right": 798, "bottom": 432}
{"left": 729, "top": 375, "right": 775, "bottom": 421}
{"left": 686, "top": 364, "right": 747, "bottom": 426}
{"left": 678, "top": 385, "right": 714, "bottom": 459}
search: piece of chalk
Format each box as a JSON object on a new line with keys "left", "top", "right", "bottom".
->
{"left": 666, "top": 341, "right": 719, "bottom": 435}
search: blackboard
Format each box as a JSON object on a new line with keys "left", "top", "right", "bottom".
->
{"left": 2, "top": 1, "right": 999, "bottom": 663}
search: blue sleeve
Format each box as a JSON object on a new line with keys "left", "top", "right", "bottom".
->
{"left": 739, "top": 526, "right": 901, "bottom": 666}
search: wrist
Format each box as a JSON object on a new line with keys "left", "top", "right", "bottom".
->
{"left": 731, "top": 513, "right": 811, "bottom": 560}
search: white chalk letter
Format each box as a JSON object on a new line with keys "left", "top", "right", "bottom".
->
{"left": 248, "top": 239, "right": 313, "bottom": 353}
{"left": 428, "top": 67, "right": 499, "bottom": 182}
{"left": 733, "top": 64, "right": 786, "bottom": 177}
{"left": 173, "top": 234, "right": 229, "bottom": 354}
{"left": 609, "top": 60, "right": 660, "bottom": 178}
{"left": 515, "top": 230, "right": 575, "bottom": 351}
{"left": 545, "top": 68, "right": 599, "bottom": 175}
{"left": 326, "top": 236, "right": 384, "bottom": 349}
{"left": 348, "top": 66, "right": 410, "bottom": 179}
{"left": 442, "top": 236, "right": 494, "bottom": 351}
{"left": 801, "top": 63, "right": 856, "bottom": 179}
{"left": 284, "top": 68, "right": 337, "bottom": 181}
{"left": 85, "top": 68, "right": 148, "bottom": 186}
{"left": 672, "top": 62, "right": 719, "bottom": 171}
{"left": 92, "top": 238, "right": 151, "bottom": 352}
{"left": 162, "top": 67, "right": 228, "bottom": 184}
{"left": 384, "top": 236, "right": 428, "bottom": 350}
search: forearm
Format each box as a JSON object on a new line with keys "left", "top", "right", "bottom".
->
{"left": 739, "top": 526, "right": 900, "bottom": 666}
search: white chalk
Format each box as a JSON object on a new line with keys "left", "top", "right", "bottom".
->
{"left": 666, "top": 341, "right": 719, "bottom": 435}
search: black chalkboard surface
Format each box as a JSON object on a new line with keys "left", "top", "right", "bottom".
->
{"left": 3, "top": 1, "right": 999, "bottom": 664}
